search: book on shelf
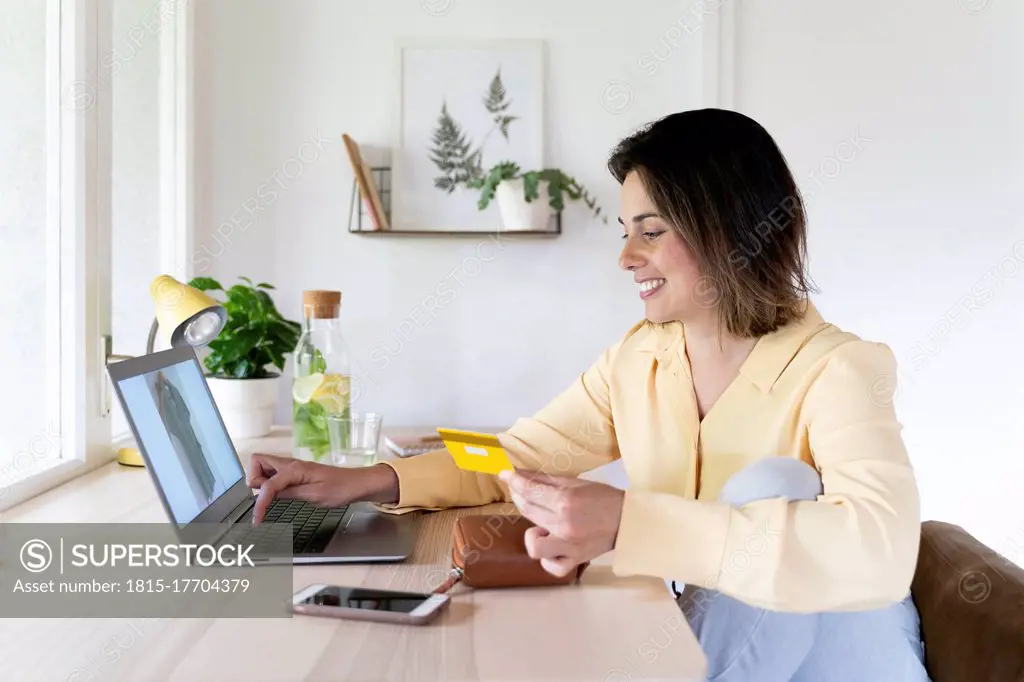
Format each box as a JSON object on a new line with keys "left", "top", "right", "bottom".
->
{"left": 342, "top": 133, "right": 390, "bottom": 231}
{"left": 384, "top": 434, "right": 447, "bottom": 458}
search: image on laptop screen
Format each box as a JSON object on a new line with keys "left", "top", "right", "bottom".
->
{"left": 116, "top": 358, "right": 244, "bottom": 525}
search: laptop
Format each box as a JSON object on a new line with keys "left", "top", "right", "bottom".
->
{"left": 106, "top": 345, "right": 420, "bottom": 564}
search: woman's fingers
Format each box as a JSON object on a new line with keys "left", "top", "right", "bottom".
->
{"left": 511, "top": 491, "right": 564, "bottom": 534}
{"left": 524, "top": 525, "right": 575, "bottom": 561}
{"left": 540, "top": 556, "right": 579, "bottom": 578}
{"left": 517, "top": 471, "right": 586, "bottom": 488}
{"left": 247, "top": 453, "right": 289, "bottom": 488}
{"left": 525, "top": 525, "right": 581, "bottom": 577}
{"left": 251, "top": 462, "right": 310, "bottom": 525}
{"left": 501, "top": 470, "right": 564, "bottom": 516}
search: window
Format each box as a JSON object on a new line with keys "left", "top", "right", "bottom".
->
{"left": 0, "top": 2, "right": 55, "bottom": 491}
{"left": 0, "top": 0, "right": 191, "bottom": 510}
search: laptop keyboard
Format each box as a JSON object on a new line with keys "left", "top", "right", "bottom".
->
{"left": 232, "top": 499, "right": 350, "bottom": 555}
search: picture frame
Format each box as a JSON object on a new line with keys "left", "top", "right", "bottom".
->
{"left": 390, "top": 38, "right": 546, "bottom": 233}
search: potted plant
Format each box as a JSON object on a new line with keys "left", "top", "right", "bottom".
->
{"left": 187, "top": 276, "right": 302, "bottom": 439}
{"left": 468, "top": 161, "right": 608, "bottom": 231}
{"left": 426, "top": 69, "right": 607, "bottom": 231}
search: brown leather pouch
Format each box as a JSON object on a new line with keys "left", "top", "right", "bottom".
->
{"left": 448, "top": 514, "right": 588, "bottom": 589}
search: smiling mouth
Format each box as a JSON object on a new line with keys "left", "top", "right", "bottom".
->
{"left": 638, "top": 278, "right": 666, "bottom": 299}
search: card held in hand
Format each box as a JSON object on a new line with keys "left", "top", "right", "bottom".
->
{"left": 436, "top": 428, "right": 515, "bottom": 475}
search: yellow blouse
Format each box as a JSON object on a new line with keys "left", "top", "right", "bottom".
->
{"left": 375, "top": 302, "right": 922, "bottom": 613}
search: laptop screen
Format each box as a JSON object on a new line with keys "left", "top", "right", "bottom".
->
{"left": 116, "top": 358, "right": 245, "bottom": 525}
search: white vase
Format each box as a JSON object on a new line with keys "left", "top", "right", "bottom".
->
{"left": 495, "top": 178, "right": 553, "bottom": 231}
{"left": 206, "top": 375, "right": 280, "bottom": 440}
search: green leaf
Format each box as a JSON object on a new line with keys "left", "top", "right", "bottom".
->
{"left": 310, "top": 348, "right": 327, "bottom": 374}
{"left": 188, "top": 277, "right": 223, "bottom": 292}
{"left": 522, "top": 172, "right": 540, "bottom": 203}
{"left": 474, "top": 161, "right": 521, "bottom": 210}
{"left": 293, "top": 400, "right": 333, "bottom": 460}
{"left": 239, "top": 276, "right": 254, "bottom": 286}
{"left": 229, "top": 359, "right": 255, "bottom": 379}
{"left": 210, "top": 329, "right": 259, "bottom": 363}
{"left": 197, "top": 277, "right": 300, "bottom": 379}
{"left": 202, "top": 351, "right": 224, "bottom": 375}
{"left": 548, "top": 183, "right": 566, "bottom": 212}
{"left": 254, "top": 290, "right": 284, "bottom": 320}
{"left": 269, "top": 319, "right": 300, "bottom": 350}
{"left": 226, "top": 284, "right": 259, "bottom": 307}
{"left": 252, "top": 346, "right": 274, "bottom": 370}
{"left": 256, "top": 282, "right": 275, "bottom": 289}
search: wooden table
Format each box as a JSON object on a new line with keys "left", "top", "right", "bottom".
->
{"left": 0, "top": 427, "right": 707, "bottom": 682}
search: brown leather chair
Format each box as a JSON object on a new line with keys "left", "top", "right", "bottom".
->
{"left": 912, "top": 521, "right": 1024, "bottom": 682}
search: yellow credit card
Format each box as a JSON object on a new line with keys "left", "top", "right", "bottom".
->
{"left": 436, "top": 428, "right": 514, "bottom": 475}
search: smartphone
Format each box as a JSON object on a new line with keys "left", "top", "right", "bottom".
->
{"left": 291, "top": 584, "right": 450, "bottom": 625}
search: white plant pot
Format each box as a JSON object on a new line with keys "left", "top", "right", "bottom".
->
{"left": 206, "top": 375, "right": 280, "bottom": 440}
{"left": 495, "top": 178, "right": 552, "bottom": 231}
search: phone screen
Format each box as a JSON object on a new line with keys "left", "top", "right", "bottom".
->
{"left": 297, "top": 586, "right": 431, "bottom": 613}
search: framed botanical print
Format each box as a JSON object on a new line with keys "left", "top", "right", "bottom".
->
{"left": 391, "top": 38, "right": 545, "bottom": 232}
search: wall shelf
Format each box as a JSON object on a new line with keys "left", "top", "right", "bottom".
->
{"left": 349, "top": 227, "right": 560, "bottom": 236}
{"left": 347, "top": 165, "right": 562, "bottom": 237}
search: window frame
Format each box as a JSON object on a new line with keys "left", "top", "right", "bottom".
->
{"left": 105, "top": 0, "right": 195, "bottom": 441}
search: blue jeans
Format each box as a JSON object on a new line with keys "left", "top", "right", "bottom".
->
{"left": 670, "top": 458, "right": 932, "bottom": 682}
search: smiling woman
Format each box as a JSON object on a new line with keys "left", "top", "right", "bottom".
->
{"left": 609, "top": 108, "right": 814, "bottom": 338}
{"left": 247, "top": 108, "right": 931, "bottom": 682}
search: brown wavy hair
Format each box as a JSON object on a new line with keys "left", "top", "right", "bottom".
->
{"left": 607, "top": 108, "right": 816, "bottom": 338}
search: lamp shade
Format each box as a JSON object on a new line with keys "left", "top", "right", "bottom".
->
{"left": 149, "top": 275, "right": 227, "bottom": 348}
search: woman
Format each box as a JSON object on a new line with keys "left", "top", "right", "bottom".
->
{"left": 250, "top": 109, "right": 931, "bottom": 681}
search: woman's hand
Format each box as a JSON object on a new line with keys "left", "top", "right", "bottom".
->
{"left": 246, "top": 453, "right": 400, "bottom": 524}
{"left": 499, "top": 470, "right": 624, "bottom": 577}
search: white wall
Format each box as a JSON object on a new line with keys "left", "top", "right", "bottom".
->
{"left": 194, "top": 1, "right": 1024, "bottom": 558}
{"left": 192, "top": 0, "right": 707, "bottom": 426}
{"left": 734, "top": 0, "right": 1023, "bottom": 560}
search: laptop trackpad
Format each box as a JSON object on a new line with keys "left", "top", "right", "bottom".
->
{"left": 344, "top": 511, "right": 399, "bottom": 536}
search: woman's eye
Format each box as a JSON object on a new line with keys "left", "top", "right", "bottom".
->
{"left": 622, "top": 230, "right": 666, "bottom": 240}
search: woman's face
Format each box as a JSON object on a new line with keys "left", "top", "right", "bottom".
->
{"left": 617, "top": 170, "right": 713, "bottom": 324}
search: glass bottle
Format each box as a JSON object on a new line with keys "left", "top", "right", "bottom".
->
{"left": 292, "top": 290, "right": 351, "bottom": 462}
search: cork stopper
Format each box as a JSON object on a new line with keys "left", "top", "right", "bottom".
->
{"left": 303, "top": 290, "right": 341, "bottom": 319}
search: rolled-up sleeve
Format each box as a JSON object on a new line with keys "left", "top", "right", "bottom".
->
{"left": 612, "top": 340, "right": 922, "bottom": 613}
{"left": 374, "top": 335, "right": 625, "bottom": 514}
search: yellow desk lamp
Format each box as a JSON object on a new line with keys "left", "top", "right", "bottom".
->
{"left": 106, "top": 275, "right": 227, "bottom": 467}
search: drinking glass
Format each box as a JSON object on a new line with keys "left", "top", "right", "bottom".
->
{"left": 326, "top": 412, "right": 383, "bottom": 467}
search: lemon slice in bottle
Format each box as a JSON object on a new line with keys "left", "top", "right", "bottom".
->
{"left": 312, "top": 373, "right": 349, "bottom": 413}
{"left": 292, "top": 372, "right": 325, "bottom": 404}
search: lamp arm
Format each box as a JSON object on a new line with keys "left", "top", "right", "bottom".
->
{"left": 146, "top": 317, "right": 160, "bottom": 355}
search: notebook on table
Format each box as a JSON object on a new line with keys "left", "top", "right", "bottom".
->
{"left": 384, "top": 434, "right": 446, "bottom": 457}
{"left": 383, "top": 427, "right": 508, "bottom": 458}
